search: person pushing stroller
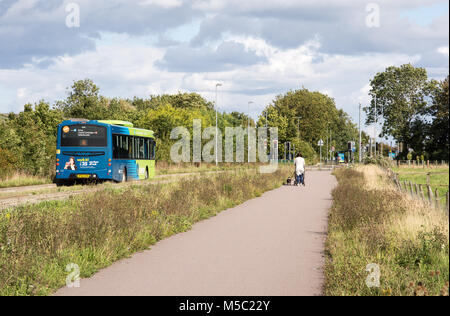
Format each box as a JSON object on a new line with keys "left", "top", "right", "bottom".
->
{"left": 294, "top": 152, "right": 306, "bottom": 186}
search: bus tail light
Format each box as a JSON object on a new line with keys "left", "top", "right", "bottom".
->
{"left": 108, "top": 163, "right": 112, "bottom": 166}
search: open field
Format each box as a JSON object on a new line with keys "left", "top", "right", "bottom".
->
{"left": 392, "top": 167, "right": 449, "bottom": 206}
{"left": 325, "top": 165, "right": 449, "bottom": 296}
{"left": 0, "top": 167, "right": 290, "bottom": 296}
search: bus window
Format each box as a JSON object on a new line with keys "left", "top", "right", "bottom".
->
{"left": 121, "top": 135, "right": 129, "bottom": 159}
{"left": 61, "top": 125, "right": 107, "bottom": 147}
{"left": 129, "top": 136, "right": 134, "bottom": 159}
{"left": 144, "top": 139, "right": 149, "bottom": 159}
{"left": 150, "top": 139, "right": 156, "bottom": 160}
{"left": 133, "top": 137, "right": 138, "bottom": 159}
{"left": 139, "top": 138, "right": 145, "bottom": 159}
{"left": 113, "top": 135, "right": 119, "bottom": 159}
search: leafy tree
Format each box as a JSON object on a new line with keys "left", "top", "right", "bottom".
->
{"left": 258, "top": 88, "right": 359, "bottom": 159}
{"left": 1, "top": 101, "right": 63, "bottom": 176}
{"left": 365, "top": 64, "right": 433, "bottom": 157}
{"left": 55, "top": 79, "right": 105, "bottom": 119}
{"left": 427, "top": 76, "right": 449, "bottom": 160}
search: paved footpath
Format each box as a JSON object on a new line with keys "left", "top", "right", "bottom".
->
{"left": 55, "top": 170, "right": 336, "bottom": 296}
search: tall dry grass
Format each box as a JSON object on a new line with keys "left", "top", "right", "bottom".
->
{"left": 325, "top": 165, "right": 449, "bottom": 296}
{"left": 0, "top": 172, "right": 51, "bottom": 188}
{"left": 0, "top": 167, "right": 290, "bottom": 296}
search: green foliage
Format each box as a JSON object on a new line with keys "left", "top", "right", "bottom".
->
{"left": 1, "top": 79, "right": 361, "bottom": 178}
{"left": 0, "top": 148, "right": 17, "bottom": 178}
{"left": 258, "top": 88, "right": 360, "bottom": 158}
{"left": 0, "top": 101, "right": 63, "bottom": 178}
{"left": 427, "top": 76, "right": 449, "bottom": 160}
{"left": 366, "top": 65, "right": 448, "bottom": 160}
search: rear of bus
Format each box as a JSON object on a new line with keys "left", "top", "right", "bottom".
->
{"left": 54, "top": 120, "right": 112, "bottom": 185}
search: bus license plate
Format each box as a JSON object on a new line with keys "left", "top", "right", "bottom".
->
{"left": 77, "top": 174, "right": 91, "bottom": 179}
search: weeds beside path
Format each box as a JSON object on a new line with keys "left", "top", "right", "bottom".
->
{"left": 0, "top": 174, "right": 51, "bottom": 189}
{"left": 325, "top": 165, "right": 449, "bottom": 296}
{"left": 0, "top": 168, "right": 290, "bottom": 296}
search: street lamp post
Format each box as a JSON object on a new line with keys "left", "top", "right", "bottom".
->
{"left": 359, "top": 103, "right": 362, "bottom": 163}
{"left": 248, "top": 101, "right": 254, "bottom": 163}
{"left": 293, "top": 116, "right": 301, "bottom": 155}
{"left": 374, "top": 95, "right": 377, "bottom": 157}
{"left": 215, "top": 83, "right": 222, "bottom": 166}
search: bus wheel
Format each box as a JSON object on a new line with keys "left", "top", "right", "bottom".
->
{"left": 145, "top": 168, "right": 149, "bottom": 180}
{"left": 122, "top": 168, "right": 127, "bottom": 182}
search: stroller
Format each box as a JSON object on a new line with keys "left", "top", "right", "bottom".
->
{"left": 292, "top": 171, "right": 306, "bottom": 186}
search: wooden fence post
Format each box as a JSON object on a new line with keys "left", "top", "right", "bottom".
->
{"left": 419, "top": 184, "right": 425, "bottom": 201}
{"left": 397, "top": 180, "right": 402, "bottom": 191}
{"left": 427, "top": 173, "right": 430, "bottom": 186}
{"left": 409, "top": 181, "right": 414, "bottom": 196}
{"left": 434, "top": 189, "right": 440, "bottom": 209}
{"left": 415, "top": 184, "right": 420, "bottom": 199}
{"left": 427, "top": 185, "right": 433, "bottom": 205}
{"left": 446, "top": 191, "right": 449, "bottom": 214}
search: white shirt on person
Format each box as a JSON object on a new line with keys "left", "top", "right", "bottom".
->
{"left": 294, "top": 157, "right": 306, "bottom": 175}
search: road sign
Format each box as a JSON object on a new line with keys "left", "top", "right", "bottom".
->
{"left": 318, "top": 139, "right": 324, "bottom": 146}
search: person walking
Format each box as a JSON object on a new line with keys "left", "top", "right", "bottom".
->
{"left": 294, "top": 152, "right": 306, "bottom": 186}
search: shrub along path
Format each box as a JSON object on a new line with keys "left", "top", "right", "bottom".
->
{"left": 55, "top": 170, "right": 336, "bottom": 296}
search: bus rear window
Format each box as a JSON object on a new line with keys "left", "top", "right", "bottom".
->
{"left": 61, "top": 125, "right": 107, "bottom": 147}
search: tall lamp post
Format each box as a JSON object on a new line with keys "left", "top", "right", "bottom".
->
{"left": 293, "top": 116, "right": 301, "bottom": 155}
{"left": 248, "top": 101, "right": 254, "bottom": 163}
{"left": 265, "top": 110, "right": 268, "bottom": 128}
{"left": 359, "top": 103, "right": 362, "bottom": 163}
{"left": 215, "top": 83, "right": 222, "bottom": 166}
{"left": 374, "top": 95, "right": 377, "bottom": 157}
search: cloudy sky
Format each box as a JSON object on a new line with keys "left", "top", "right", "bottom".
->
{"left": 0, "top": 0, "right": 448, "bottom": 128}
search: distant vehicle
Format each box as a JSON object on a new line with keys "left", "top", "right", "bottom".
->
{"left": 54, "top": 119, "right": 156, "bottom": 185}
{"left": 337, "top": 151, "right": 346, "bottom": 163}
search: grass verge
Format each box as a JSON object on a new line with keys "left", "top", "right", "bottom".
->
{"left": 0, "top": 173, "right": 51, "bottom": 189}
{"left": 325, "top": 165, "right": 449, "bottom": 296}
{"left": 0, "top": 167, "right": 290, "bottom": 296}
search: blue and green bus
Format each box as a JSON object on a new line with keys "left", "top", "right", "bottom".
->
{"left": 54, "top": 119, "right": 156, "bottom": 185}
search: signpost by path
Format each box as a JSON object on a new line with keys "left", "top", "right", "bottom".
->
{"left": 318, "top": 139, "right": 324, "bottom": 164}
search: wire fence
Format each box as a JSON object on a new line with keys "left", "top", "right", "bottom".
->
{"left": 395, "top": 160, "right": 449, "bottom": 168}
{"left": 386, "top": 168, "right": 449, "bottom": 214}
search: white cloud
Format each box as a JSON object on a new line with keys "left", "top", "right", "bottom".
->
{"left": 0, "top": 0, "right": 447, "bottom": 134}
{"left": 0, "top": 32, "right": 422, "bottom": 128}
{"left": 437, "top": 46, "right": 449, "bottom": 56}
{"left": 139, "top": 0, "right": 183, "bottom": 9}
{"left": 16, "top": 88, "right": 27, "bottom": 99}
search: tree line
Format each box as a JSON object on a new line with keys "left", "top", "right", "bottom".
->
{"left": 365, "top": 64, "right": 449, "bottom": 161}
{"left": 1, "top": 78, "right": 367, "bottom": 179}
